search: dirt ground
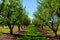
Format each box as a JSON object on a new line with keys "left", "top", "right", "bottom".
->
{"left": 0, "top": 26, "right": 60, "bottom": 40}
{"left": 36, "top": 26, "right": 60, "bottom": 40}
{"left": 0, "top": 26, "right": 27, "bottom": 40}
{"left": 0, "top": 34, "right": 18, "bottom": 40}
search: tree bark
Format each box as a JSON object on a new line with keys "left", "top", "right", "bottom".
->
{"left": 42, "top": 26, "right": 43, "bottom": 30}
{"left": 9, "top": 25, "right": 13, "bottom": 34}
{"left": 53, "top": 30, "right": 57, "bottom": 37}
{"left": 18, "top": 25, "right": 20, "bottom": 32}
{"left": 51, "top": 21, "right": 58, "bottom": 37}
{"left": 54, "top": 23, "right": 59, "bottom": 37}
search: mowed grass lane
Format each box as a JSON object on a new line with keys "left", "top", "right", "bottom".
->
{"left": 19, "top": 25, "right": 47, "bottom": 40}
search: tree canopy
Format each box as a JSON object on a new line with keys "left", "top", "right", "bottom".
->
{"left": 33, "top": 0, "right": 60, "bottom": 36}
{"left": 0, "top": 0, "right": 31, "bottom": 34}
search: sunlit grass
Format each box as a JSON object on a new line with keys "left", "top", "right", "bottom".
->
{"left": 0, "top": 26, "right": 9, "bottom": 34}
{"left": 57, "top": 30, "right": 60, "bottom": 34}
{"left": 57, "top": 26, "right": 60, "bottom": 34}
{"left": 23, "top": 25, "right": 43, "bottom": 36}
{"left": 0, "top": 29, "right": 10, "bottom": 34}
{"left": 13, "top": 25, "right": 18, "bottom": 30}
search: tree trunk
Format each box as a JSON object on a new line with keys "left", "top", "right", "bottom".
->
{"left": 53, "top": 30, "right": 57, "bottom": 37}
{"left": 18, "top": 25, "right": 20, "bottom": 32}
{"left": 42, "top": 26, "right": 43, "bottom": 30}
{"left": 21, "top": 26, "right": 23, "bottom": 29}
{"left": 9, "top": 25, "right": 13, "bottom": 34}
{"left": 51, "top": 21, "right": 57, "bottom": 37}
{"left": 54, "top": 24, "right": 59, "bottom": 37}
{"left": 10, "top": 27, "right": 13, "bottom": 34}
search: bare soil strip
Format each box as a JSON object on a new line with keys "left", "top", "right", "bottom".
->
{"left": 36, "top": 26, "right": 60, "bottom": 40}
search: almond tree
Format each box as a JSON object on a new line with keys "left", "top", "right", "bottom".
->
{"left": 34, "top": 0, "right": 60, "bottom": 36}
{"left": 0, "top": 0, "right": 23, "bottom": 34}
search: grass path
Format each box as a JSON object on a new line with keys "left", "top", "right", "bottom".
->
{"left": 19, "top": 25, "right": 47, "bottom": 40}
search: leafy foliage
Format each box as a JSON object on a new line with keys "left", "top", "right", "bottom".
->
{"left": 0, "top": 0, "right": 31, "bottom": 34}
{"left": 33, "top": 0, "right": 60, "bottom": 36}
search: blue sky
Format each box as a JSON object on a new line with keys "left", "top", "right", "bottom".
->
{"left": 22, "top": 0, "right": 38, "bottom": 19}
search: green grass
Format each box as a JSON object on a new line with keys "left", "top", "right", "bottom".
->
{"left": 19, "top": 25, "right": 47, "bottom": 40}
{"left": 0, "top": 28, "right": 10, "bottom": 34}
{"left": 57, "top": 30, "right": 60, "bottom": 34}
